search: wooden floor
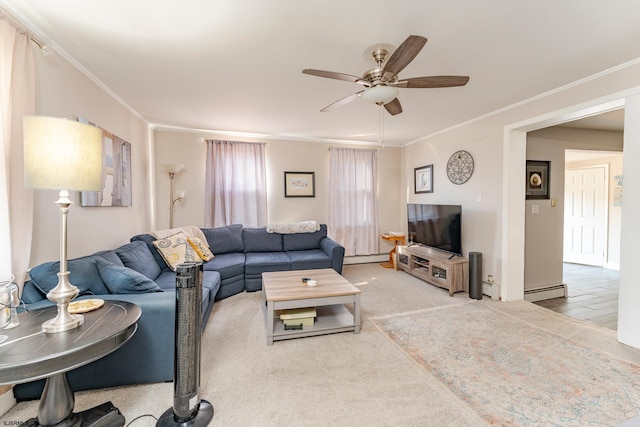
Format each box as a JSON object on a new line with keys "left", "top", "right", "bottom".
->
{"left": 534, "top": 263, "right": 620, "bottom": 330}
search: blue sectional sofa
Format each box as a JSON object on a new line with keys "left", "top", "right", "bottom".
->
{"left": 15, "top": 223, "right": 344, "bottom": 400}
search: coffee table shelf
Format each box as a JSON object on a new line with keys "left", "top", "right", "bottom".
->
{"left": 271, "top": 305, "right": 355, "bottom": 341}
{"left": 262, "top": 269, "right": 361, "bottom": 345}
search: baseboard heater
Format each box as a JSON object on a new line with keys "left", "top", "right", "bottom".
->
{"left": 524, "top": 283, "right": 568, "bottom": 302}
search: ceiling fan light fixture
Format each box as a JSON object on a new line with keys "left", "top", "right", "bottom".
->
{"left": 361, "top": 85, "right": 398, "bottom": 105}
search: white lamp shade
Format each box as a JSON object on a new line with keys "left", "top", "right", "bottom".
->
{"left": 360, "top": 85, "right": 399, "bottom": 105}
{"left": 162, "top": 164, "right": 184, "bottom": 174}
{"left": 24, "top": 116, "right": 103, "bottom": 191}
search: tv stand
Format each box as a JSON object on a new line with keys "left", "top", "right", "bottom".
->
{"left": 396, "top": 245, "right": 469, "bottom": 296}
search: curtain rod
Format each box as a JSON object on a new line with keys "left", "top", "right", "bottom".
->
{"left": 30, "top": 35, "right": 49, "bottom": 54}
{"left": 328, "top": 147, "right": 379, "bottom": 151}
{"left": 1, "top": 7, "right": 50, "bottom": 55}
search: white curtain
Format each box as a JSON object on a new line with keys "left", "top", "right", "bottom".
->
{"left": 328, "top": 147, "right": 379, "bottom": 256}
{"left": 204, "top": 140, "right": 267, "bottom": 227}
{"left": 0, "top": 16, "right": 35, "bottom": 288}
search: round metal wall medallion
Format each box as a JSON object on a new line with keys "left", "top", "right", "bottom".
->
{"left": 446, "top": 150, "right": 474, "bottom": 185}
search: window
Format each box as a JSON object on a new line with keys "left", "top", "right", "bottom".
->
{"left": 328, "top": 147, "right": 379, "bottom": 256}
{"left": 204, "top": 140, "right": 267, "bottom": 227}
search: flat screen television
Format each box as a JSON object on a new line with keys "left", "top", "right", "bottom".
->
{"left": 407, "top": 204, "right": 462, "bottom": 256}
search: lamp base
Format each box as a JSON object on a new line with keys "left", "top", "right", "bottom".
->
{"left": 42, "top": 313, "right": 84, "bottom": 333}
{"left": 42, "top": 271, "right": 84, "bottom": 333}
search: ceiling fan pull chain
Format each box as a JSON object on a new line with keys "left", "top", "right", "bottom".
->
{"left": 378, "top": 105, "right": 385, "bottom": 148}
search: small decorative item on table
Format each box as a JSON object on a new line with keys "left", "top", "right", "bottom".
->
{"left": 68, "top": 299, "right": 105, "bottom": 314}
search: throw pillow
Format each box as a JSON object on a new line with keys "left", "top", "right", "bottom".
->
{"left": 153, "top": 232, "right": 199, "bottom": 271}
{"left": 28, "top": 254, "right": 110, "bottom": 296}
{"left": 95, "top": 258, "right": 163, "bottom": 294}
{"left": 187, "top": 237, "right": 215, "bottom": 261}
{"left": 114, "top": 241, "right": 162, "bottom": 280}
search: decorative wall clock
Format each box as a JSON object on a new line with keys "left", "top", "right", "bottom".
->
{"left": 446, "top": 150, "right": 474, "bottom": 185}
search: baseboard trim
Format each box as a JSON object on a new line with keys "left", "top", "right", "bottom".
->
{"left": 344, "top": 254, "right": 388, "bottom": 265}
{"left": 523, "top": 283, "right": 568, "bottom": 302}
{"left": 606, "top": 261, "right": 620, "bottom": 271}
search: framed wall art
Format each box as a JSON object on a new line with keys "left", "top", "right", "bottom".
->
{"left": 525, "top": 160, "right": 550, "bottom": 200}
{"left": 79, "top": 118, "right": 132, "bottom": 207}
{"left": 414, "top": 165, "right": 433, "bottom": 194}
{"left": 284, "top": 171, "right": 315, "bottom": 197}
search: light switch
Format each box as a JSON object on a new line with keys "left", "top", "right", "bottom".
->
{"left": 551, "top": 198, "right": 557, "bottom": 207}
{"left": 532, "top": 204, "right": 540, "bottom": 214}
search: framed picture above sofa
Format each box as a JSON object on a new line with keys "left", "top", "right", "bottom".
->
{"left": 284, "top": 171, "right": 315, "bottom": 197}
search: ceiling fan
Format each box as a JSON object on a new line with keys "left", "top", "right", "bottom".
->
{"left": 302, "top": 35, "right": 469, "bottom": 116}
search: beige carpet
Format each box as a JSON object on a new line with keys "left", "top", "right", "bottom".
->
{"left": 2, "top": 264, "right": 639, "bottom": 426}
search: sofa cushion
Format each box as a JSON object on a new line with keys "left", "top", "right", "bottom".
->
{"left": 28, "top": 254, "right": 111, "bottom": 296}
{"left": 201, "top": 252, "right": 245, "bottom": 279}
{"left": 96, "top": 258, "right": 163, "bottom": 294}
{"left": 202, "top": 224, "right": 243, "bottom": 254}
{"left": 288, "top": 249, "right": 332, "bottom": 270}
{"left": 244, "top": 252, "right": 290, "bottom": 275}
{"left": 282, "top": 224, "right": 328, "bottom": 251}
{"left": 115, "top": 241, "right": 162, "bottom": 280}
{"left": 153, "top": 232, "right": 200, "bottom": 271}
{"left": 130, "top": 233, "right": 172, "bottom": 272}
{"left": 243, "top": 228, "right": 283, "bottom": 252}
{"left": 153, "top": 270, "right": 221, "bottom": 316}
{"left": 187, "top": 237, "right": 214, "bottom": 261}
{"left": 94, "top": 250, "right": 125, "bottom": 267}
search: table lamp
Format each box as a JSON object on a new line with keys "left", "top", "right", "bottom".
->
{"left": 24, "top": 116, "right": 103, "bottom": 333}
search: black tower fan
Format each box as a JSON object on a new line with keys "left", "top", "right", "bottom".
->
{"left": 157, "top": 262, "right": 213, "bottom": 427}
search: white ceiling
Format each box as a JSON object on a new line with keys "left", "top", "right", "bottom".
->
{"left": 2, "top": 0, "right": 639, "bottom": 146}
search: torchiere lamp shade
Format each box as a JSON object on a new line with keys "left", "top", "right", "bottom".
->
{"left": 24, "top": 116, "right": 103, "bottom": 191}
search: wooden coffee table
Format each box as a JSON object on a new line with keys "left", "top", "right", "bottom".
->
{"left": 262, "top": 268, "right": 361, "bottom": 345}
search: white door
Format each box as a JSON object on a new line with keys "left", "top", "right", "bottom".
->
{"left": 563, "top": 167, "right": 607, "bottom": 266}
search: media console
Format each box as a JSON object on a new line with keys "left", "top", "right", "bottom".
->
{"left": 396, "top": 245, "right": 469, "bottom": 296}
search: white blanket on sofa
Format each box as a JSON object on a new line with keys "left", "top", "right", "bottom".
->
{"left": 267, "top": 221, "right": 320, "bottom": 234}
{"left": 151, "top": 225, "right": 208, "bottom": 245}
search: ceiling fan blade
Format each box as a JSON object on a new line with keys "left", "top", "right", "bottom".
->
{"left": 392, "top": 75, "right": 470, "bottom": 88}
{"left": 384, "top": 98, "right": 402, "bottom": 116}
{"left": 382, "top": 35, "right": 428, "bottom": 78}
{"left": 320, "top": 91, "right": 364, "bottom": 112}
{"left": 302, "top": 69, "right": 367, "bottom": 85}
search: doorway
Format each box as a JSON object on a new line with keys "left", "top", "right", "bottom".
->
{"left": 563, "top": 165, "right": 608, "bottom": 266}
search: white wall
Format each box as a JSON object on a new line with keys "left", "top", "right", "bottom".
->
{"left": 153, "top": 130, "right": 402, "bottom": 256}
{"left": 618, "top": 94, "right": 640, "bottom": 348}
{"left": 28, "top": 50, "right": 152, "bottom": 266}
{"left": 523, "top": 141, "right": 565, "bottom": 290}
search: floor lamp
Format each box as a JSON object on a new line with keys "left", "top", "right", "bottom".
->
{"left": 162, "top": 164, "right": 184, "bottom": 229}
{"left": 24, "top": 116, "right": 103, "bottom": 333}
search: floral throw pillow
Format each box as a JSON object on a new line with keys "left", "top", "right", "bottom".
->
{"left": 187, "top": 237, "right": 215, "bottom": 262}
{"left": 152, "top": 232, "right": 199, "bottom": 271}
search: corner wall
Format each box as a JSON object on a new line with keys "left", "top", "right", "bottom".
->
{"left": 28, "top": 50, "right": 152, "bottom": 266}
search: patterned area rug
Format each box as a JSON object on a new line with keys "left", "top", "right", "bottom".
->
{"left": 370, "top": 301, "right": 640, "bottom": 426}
